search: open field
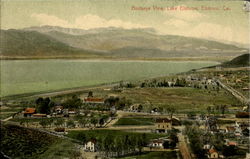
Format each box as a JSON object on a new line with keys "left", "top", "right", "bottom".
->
{"left": 114, "top": 117, "right": 154, "bottom": 126}
{"left": 1, "top": 60, "right": 218, "bottom": 97}
{"left": 118, "top": 87, "right": 239, "bottom": 113}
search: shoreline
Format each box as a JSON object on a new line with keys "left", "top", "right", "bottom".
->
{"left": 0, "top": 56, "right": 235, "bottom": 62}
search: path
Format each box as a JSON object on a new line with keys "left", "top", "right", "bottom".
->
{"left": 216, "top": 79, "right": 249, "bottom": 104}
{"left": 177, "top": 127, "right": 192, "bottom": 159}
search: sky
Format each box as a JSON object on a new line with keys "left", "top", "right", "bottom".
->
{"left": 1, "top": 0, "right": 249, "bottom": 46}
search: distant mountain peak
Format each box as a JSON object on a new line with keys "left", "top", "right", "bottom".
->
{"left": 23, "top": 25, "right": 157, "bottom": 35}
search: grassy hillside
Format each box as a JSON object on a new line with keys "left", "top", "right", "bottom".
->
{"left": 222, "top": 54, "right": 250, "bottom": 67}
{"left": 0, "top": 29, "right": 101, "bottom": 58}
{"left": 0, "top": 123, "right": 80, "bottom": 159}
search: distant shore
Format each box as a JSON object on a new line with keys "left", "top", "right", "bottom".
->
{"left": 0, "top": 55, "right": 234, "bottom": 62}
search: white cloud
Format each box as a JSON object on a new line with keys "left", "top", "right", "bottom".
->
{"left": 31, "top": 13, "right": 72, "bottom": 28}
{"left": 164, "top": 5, "right": 205, "bottom": 21}
{"left": 164, "top": 19, "right": 189, "bottom": 28}
{"left": 186, "top": 23, "right": 248, "bottom": 44}
{"left": 31, "top": 13, "right": 148, "bottom": 30}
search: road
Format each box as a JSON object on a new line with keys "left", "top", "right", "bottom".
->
{"left": 177, "top": 127, "right": 192, "bottom": 159}
{"left": 3, "top": 83, "right": 119, "bottom": 100}
{"left": 216, "top": 79, "right": 249, "bottom": 104}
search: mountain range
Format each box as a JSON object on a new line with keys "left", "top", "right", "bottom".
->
{"left": 1, "top": 25, "right": 248, "bottom": 59}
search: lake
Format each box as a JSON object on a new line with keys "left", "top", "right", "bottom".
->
{"left": 0, "top": 60, "right": 218, "bottom": 97}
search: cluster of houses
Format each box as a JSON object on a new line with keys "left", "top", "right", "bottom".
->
{"left": 21, "top": 106, "right": 78, "bottom": 118}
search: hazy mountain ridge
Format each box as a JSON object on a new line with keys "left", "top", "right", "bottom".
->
{"left": 1, "top": 26, "right": 248, "bottom": 59}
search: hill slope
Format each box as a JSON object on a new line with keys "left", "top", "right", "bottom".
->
{"left": 0, "top": 29, "right": 101, "bottom": 58}
{"left": 222, "top": 54, "right": 250, "bottom": 67}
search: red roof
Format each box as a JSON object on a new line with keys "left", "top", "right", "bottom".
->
{"left": 84, "top": 97, "right": 104, "bottom": 103}
{"left": 156, "top": 118, "right": 171, "bottom": 123}
{"left": 24, "top": 108, "right": 36, "bottom": 114}
{"left": 209, "top": 148, "right": 217, "bottom": 154}
{"left": 227, "top": 141, "right": 237, "bottom": 146}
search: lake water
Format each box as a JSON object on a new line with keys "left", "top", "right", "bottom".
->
{"left": 0, "top": 60, "right": 218, "bottom": 97}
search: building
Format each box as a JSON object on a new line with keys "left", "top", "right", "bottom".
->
{"left": 155, "top": 118, "right": 172, "bottom": 133}
{"left": 84, "top": 97, "right": 104, "bottom": 104}
{"left": 23, "top": 108, "right": 36, "bottom": 117}
{"left": 32, "top": 114, "right": 47, "bottom": 118}
{"left": 148, "top": 139, "right": 164, "bottom": 149}
{"left": 226, "top": 126, "right": 236, "bottom": 134}
{"left": 129, "top": 104, "right": 143, "bottom": 112}
{"left": 53, "top": 106, "right": 64, "bottom": 115}
{"left": 83, "top": 139, "right": 97, "bottom": 152}
{"left": 208, "top": 148, "right": 219, "bottom": 159}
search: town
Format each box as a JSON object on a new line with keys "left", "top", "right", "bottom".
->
{"left": 1, "top": 58, "right": 249, "bottom": 159}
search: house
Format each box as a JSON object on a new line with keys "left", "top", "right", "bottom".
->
{"left": 148, "top": 139, "right": 164, "bottom": 149}
{"left": 129, "top": 104, "right": 143, "bottom": 112}
{"left": 151, "top": 108, "right": 159, "bottom": 114}
{"left": 208, "top": 148, "right": 219, "bottom": 159}
{"left": 155, "top": 118, "right": 172, "bottom": 133}
{"left": 68, "top": 109, "right": 77, "bottom": 115}
{"left": 83, "top": 139, "right": 97, "bottom": 152}
{"left": 23, "top": 108, "right": 36, "bottom": 117}
{"left": 53, "top": 106, "right": 64, "bottom": 115}
{"left": 203, "top": 144, "right": 211, "bottom": 150}
{"left": 226, "top": 141, "right": 237, "bottom": 147}
{"left": 226, "top": 126, "right": 236, "bottom": 134}
{"left": 84, "top": 97, "right": 104, "bottom": 104}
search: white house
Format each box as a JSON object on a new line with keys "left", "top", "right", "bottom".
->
{"left": 148, "top": 139, "right": 164, "bottom": 149}
{"left": 83, "top": 140, "right": 97, "bottom": 152}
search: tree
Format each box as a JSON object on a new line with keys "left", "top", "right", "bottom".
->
{"left": 220, "top": 105, "right": 227, "bottom": 115}
{"left": 39, "top": 119, "right": 49, "bottom": 128}
{"left": 88, "top": 91, "right": 93, "bottom": 97}
{"left": 207, "top": 106, "right": 212, "bottom": 115}
{"left": 166, "top": 106, "right": 176, "bottom": 119}
{"left": 163, "top": 141, "right": 170, "bottom": 149}
{"left": 62, "top": 95, "right": 82, "bottom": 108}
{"left": 99, "top": 118, "right": 105, "bottom": 127}
{"left": 91, "top": 118, "right": 98, "bottom": 127}
{"left": 78, "top": 118, "right": 88, "bottom": 128}
{"left": 169, "top": 130, "right": 178, "bottom": 148}
{"left": 36, "top": 97, "right": 51, "bottom": 114}
{"left": 67, "top": 120, "right": 75, "bottom": 128}
{"left": 54, "top": 118, "right": 65, "bottom": 127}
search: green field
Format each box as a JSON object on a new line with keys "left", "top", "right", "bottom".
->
{"left": 1, "top": 60, "right": 218, "bottom": 97}
{"left": 114, "top": 118, "right": 154, "bottom": 126}
{"left": 67, "top": 129, "right": 166, "bottom": 141}
{"left": 119, "top": 87, "right": 239, "bottom": 112}
{"left": 120, "top": 151, "right": 180, "bottom": 159}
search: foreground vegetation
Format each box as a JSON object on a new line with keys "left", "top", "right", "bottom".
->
{"left": 67, "top": 130, "right": 167, "bottom": 158}
{"left": 0, "top": 123, "right": 80, "bottom": 159}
